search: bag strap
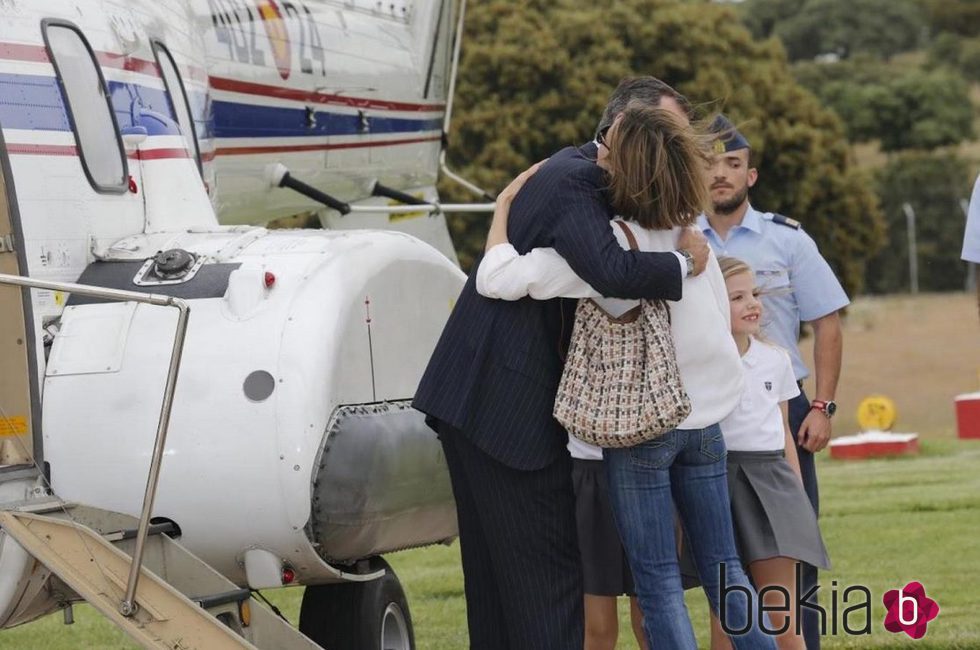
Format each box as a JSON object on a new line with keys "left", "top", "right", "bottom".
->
{"left": 614, "top": 219, "right": 672, "bottom": 320}
{"left": 614, "top": 220, "right": 639, "bottom": 251}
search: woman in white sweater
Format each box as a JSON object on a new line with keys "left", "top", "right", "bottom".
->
{"left": 476, "top": 105, "right": 774, "bottom": 649}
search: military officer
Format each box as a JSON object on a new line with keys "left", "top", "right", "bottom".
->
{"left": 698, "top": 115, "right": 848, "bottom": 650}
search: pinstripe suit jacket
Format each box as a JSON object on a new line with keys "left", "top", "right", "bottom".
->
{"left": 413, "top": 144, "right": 683, "bottom": 470}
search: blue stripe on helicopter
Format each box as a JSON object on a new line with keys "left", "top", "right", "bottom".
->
{"left": 0, "top": 72, "right": 439, "bottom": 142}
{"left": 211, "top": 101, "right": 444, "bottom": 138}
{"left": 0, "top": 73, "right": 181, "bottom": 135}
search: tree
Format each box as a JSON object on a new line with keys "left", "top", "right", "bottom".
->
{"left": 740, "top": 0, "right": 806, "bottom": 40}
{"left": 793, "top": 60, "right": 975, "bottom": 150}
{"left": 740, "top": 0, "right": 924, "bottom": 61}
{"left": 921, "top": 0, "right": 980, "bottom": 38}
{"left": 928, "top": 33, "right": 980, "bottom": 83}
{"left": 865, "top": 153, "right": 974, "bottom": 293}
{"left": 442, "top": 0, "right": 885, "bottom": 296}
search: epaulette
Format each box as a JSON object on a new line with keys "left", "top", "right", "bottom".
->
{"left": 770, "top": 213, "right": 801, "bottom": 230}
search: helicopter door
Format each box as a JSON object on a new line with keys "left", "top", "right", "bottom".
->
{"left": 0, "top": 128, "right": 37, "bottom": 468}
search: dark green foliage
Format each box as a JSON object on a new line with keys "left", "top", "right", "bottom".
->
{"left": 961, "top": 39, "right": 980, "bottom": 82}
{"left": 928, "top": 33, "right": 980, "bottom": 82}
{"left": 740, "top": 0, "right": 924, "bottom": 61}
{"left": 865, "top": 153, "right": 974, "bottom": 293}
{"left": 443, "top": 0, "right": 885, "bottom": 296}
{"left": 740, "top": 0, "right": 806, "bottom": 40}
{"left": 793, "top": 60, "right": 975, "bottom": 150}
{"left": 928, "top": 32, "right": 964, "bottom": 68}
{"left": 921, "top": 0, "right": 980, "bottom": 38}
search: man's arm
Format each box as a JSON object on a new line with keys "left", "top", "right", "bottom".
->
{"left": 798, "top": 311, "right": 842, "bottom": 453}
{"left": 788, "top": 228, "right": 848, "bottom": 453}
{"left": 546, "top": 163, "right": 683, "bottom": 300}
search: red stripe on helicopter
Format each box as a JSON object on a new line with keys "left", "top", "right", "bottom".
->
{"left": 208, "top": 77, "right": 445, "bottom": 113}
{"left": 0, "top": 41, "right": 208, "bottom": 83}
{"left": 7, "top": 143, "right": 193, "bottom": 160}
{"left": 6, "top": 143, "right": 77, "bottom": 156}
{"left": 0, "top": 42, "right": 49, "bottom": 62}
{"left": 91, "top": 51, "right": 208, "bottom": 84}
{"left": 95, "top": 51, "right": 160, "bottom": 77}
{"left": 215, "top": 134, "right": 441, "bottom": 156}
{"left": 128, "top": 148, "right": 192, "bottom": 160}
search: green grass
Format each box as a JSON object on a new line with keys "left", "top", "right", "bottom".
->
{"left": 2, "top": 438, "right": 979, "bottom": 648}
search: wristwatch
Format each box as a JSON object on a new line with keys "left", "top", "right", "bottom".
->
{"left": 810, "top": 399, "right": 837, "bottom": 419}
{"left": 678, "top": 249, "right": 695, "bottom": 277}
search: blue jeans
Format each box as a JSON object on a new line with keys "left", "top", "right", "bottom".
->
{"left": 605, "top": 425, "right": 776, "bottom": 650}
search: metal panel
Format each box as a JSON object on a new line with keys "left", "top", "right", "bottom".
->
{"left": 45, "top": 302, "right": 137, "bottom": 376}
{"left": 308, "top": 400, "right": 457, "bottom": 563}
{"left": 68, "top": 260, "right": 240, "bottom": 305}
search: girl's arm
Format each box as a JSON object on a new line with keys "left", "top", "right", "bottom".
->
{"left": 477, "top": 162, "right": 601, "bottom": 301}
{"left": 782, "top": 401, "right": 804, "bottom": 483}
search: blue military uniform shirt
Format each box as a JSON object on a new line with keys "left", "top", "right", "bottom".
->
{"left": 961, "top": 173, "right": 980, "bottom": 264}
{"left": 697, "top": 205, "right": 849, "bottom": 380}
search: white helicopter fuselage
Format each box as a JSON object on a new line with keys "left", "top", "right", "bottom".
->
{"left": 0, "top": 0, "right": 465, "bottom": 629}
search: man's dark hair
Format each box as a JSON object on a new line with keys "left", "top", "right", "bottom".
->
{"left": 596, "top": 76, "right": 691, "bottom": 138}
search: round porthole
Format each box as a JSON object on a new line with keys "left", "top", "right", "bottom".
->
{"left": 243, "top": 370, "right": 276, "bottom": 402}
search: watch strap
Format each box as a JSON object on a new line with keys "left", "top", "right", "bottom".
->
{"left": 678, "top": 249, "right": 695, "bottom": 276}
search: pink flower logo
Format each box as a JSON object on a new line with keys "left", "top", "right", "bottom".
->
{"left": 883, "top": 581, "right": 939, "bottom": 639}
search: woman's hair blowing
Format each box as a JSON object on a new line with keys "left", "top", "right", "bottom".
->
{"left": 603, "top": 103, "right": 711, "bottom": 229}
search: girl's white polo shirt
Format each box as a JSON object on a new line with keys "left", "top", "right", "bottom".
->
{"left": 722, "top": 338, "right": 800, "bottom": 452}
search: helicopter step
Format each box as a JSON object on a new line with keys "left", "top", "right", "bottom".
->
{"left": 0, "top": 508, "right": 321, "bottom": 649}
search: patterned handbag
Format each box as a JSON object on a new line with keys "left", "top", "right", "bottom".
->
{"left": 553, "top": 220, "right": 691, "bottom": 448}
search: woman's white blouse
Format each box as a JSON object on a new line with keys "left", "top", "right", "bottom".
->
{"left": 476, "top": 220, "right": 744, "bottom": 459}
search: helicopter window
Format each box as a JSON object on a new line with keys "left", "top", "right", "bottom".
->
{"left": 42, "top": 21, "right": 127, "bottom": 193}
{"left": 152, "top": 42, "right": 202, "bottom": 176}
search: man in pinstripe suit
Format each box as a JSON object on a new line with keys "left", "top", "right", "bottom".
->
{"left": 413, "top": 77, "right": 709, "bottom": 650}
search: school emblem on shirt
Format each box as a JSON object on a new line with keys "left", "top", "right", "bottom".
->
{"left": 765, "top": 381, "right": 772, "bottom": 392}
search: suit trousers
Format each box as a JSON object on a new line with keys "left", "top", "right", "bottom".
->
{"left": 789, "top": 388, "right": 821, "bottom": 650}
{"left": 437, "top": 422, "right": 584, "bottom": 650}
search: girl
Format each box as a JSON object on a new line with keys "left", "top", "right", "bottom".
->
{"left": 478, "top": 105, "right": 775, "bottom": 650}
{"left": 712, "top": 256, "right": 831, "bottom": 650}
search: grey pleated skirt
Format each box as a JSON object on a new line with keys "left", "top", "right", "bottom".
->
{"left": 571, "top": 458, "right": 636, "bottom": 597}
{"left": 727, "top": 450, "right": 830, "bottom": 570}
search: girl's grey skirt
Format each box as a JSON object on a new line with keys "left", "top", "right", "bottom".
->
{"left": 681, "top": 449, "right": 830, "bottom": 586}
{"left": 726, "top": 449, "right": 830, "bottom": 570}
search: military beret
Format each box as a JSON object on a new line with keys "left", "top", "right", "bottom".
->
{"left": 709, "top": 114, "right": 750, "bottom": 154}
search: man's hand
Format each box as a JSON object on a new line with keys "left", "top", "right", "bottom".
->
{"left": 677, "top": 227, "right": 709, "bottom": 276}
{"left": 798, "top": 408, "right": 832, "bottom": 453}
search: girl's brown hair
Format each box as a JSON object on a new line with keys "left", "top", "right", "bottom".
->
{"left": 603, "top": 102, "right": 711, "bottom": 229}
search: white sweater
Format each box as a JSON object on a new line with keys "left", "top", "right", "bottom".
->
{"left": 477, "top": 220, "right": 744, "bottom": 460}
